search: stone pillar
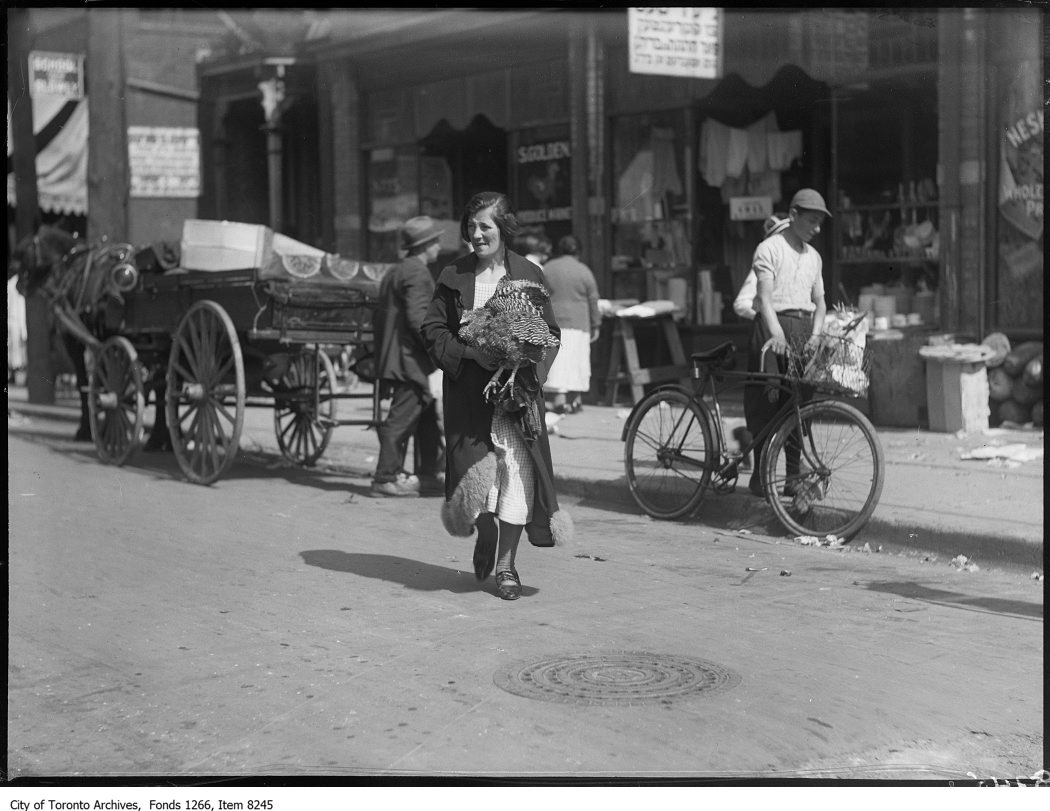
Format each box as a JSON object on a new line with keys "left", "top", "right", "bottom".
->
{"left": 8, "top": 6, "right": 54, "bottom": 404}
{"left": 328, "top": 58, "right": 362, "bottom": 257}
{"left": 259, "top": 68, "right": 293, "bottom": 234}
{"left": 86, "top": 8, "right": 129, "bottom": 244}
{"left": 938, "top": 8, "right": 987, "bottom": 337}
{"left": 569, "top": 17, "right": 607, "bottom": 291}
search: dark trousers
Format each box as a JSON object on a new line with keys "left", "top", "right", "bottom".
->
{"left": 744, "top": 312, "right": 812, "bottom": 478}
{"left": 375, "top": 380, "right": 442, "bottom": 482}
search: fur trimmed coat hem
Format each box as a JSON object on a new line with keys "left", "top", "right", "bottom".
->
{"left": 440, "top": 452, "right": 573, "bottom": 547}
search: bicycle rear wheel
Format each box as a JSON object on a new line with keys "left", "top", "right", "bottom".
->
{"left": 624, "top": 389, "right": 715, "bottom": 520}
{"left": 762, "top": 399, "right": 884, "bottom": 540}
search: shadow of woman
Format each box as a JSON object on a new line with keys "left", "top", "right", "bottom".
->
{"left": 299, "top": 550, "right": 540, "bottom": 598}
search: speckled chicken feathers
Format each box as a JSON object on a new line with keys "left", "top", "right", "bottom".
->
{"left": 459, "top": 276, "right": 559, "bottom": 368}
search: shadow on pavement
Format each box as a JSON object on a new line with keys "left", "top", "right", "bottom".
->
{"left": 298, "top": 549, "right": 540, "bottom": 598}
{"left": 863, "top": 581, "right": 1043, "bottom": 620}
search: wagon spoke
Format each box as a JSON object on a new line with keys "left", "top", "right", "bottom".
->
{"left": 170, "top": 358, "right": 195, "bottom": 387}
{"left": 176, "top": 333, "right": 199, "bottom": 379}
{"left": 197, "top": 406, "right": 212, "bottom": 476}
{"left": 186, "top": 311, "right": 204, "bottom": 367}
{"left": 213, "top": 353, "right": 235, "bottom": 385}
{"left": 209, "top": 397, "right": 236, "bottom": 429}
{"left": 277, "top": 414, "right": 296, "bottom": 444}
{"left": 178, "top": 402, "right": 202, "bottom": 438}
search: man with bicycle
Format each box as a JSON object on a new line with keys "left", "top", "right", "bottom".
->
{"left": 745, "top": 188, "right": 830, "bottom": 498}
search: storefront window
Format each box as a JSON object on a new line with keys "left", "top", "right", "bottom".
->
{"left": 367, "top": 146, "right": 420, "bottom": 262}
{"left": 609, "top": 110, "right": 691, "bottom": 305}
{"left": 512, "top": 124, "right": 573, "bottom": 252}
{"left": 832, "top": 77, "right": 939, "bottom": 321}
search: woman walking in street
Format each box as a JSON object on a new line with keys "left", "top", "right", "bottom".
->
{"left": 542, "top": 234, "right": 601, "bottom": 415}
{"left": 422, "top": 192, "right": 572, "bottom": 600}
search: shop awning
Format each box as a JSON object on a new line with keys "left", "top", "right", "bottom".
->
{"left": 6, "top": 94, "right": 88, "bottom": 215}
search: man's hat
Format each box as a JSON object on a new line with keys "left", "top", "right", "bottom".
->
{"left": 401, "top": 216, "right": 445, "bottom": 249}
{"left": 789, "top": 188, "right": 832, "bottom": 217}
{"left": 763, "top": 213, "right": 790, "bottom": 238}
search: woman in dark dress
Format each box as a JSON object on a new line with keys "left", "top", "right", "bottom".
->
{"left": 421, "top": 192, "right": 572, "bottom": 600}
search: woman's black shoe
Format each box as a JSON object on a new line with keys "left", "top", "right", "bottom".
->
{"left": 495, "top": 569, "right": 521, "bottom": 600}
{"left": 473, "top": 535, "right": 497, "bottom": 581}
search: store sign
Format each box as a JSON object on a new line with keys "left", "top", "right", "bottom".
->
{"left": 729, "top": 196, "right": 772, "bottom": 221}
{"left": 999, "top": 107, "right": 1044, "bottom": 241}
{"left": 128, "top": 126, "right": 200, "bottom": 198}
{"left": 515, "top": 135, "right": 572, "bottom": 226}
{"left": 628, "top": 8, "right": 723, "bottom": 79}
{"left": 29, "top": 51, "right": 84, "bottom": 99}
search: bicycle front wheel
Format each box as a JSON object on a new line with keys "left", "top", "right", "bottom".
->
{"left": 763, "top": 399, "right": 884, "bottom": 540}
{"left": 624, "top": 389, "right": 715, "bottom": 520}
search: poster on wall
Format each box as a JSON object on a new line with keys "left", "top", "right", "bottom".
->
{"left": 995, "top": 57, "right": 1042, "bottom": 331}
{"left": 628, "top": 7, "right": 723, "bottom": 80}
{"left": 128, "top": 126, "right": 200, "bottom": 198}
{"left": 29, "top": 51, "right": 84, "bottom": 99}
{"left": 997, "top": 61, "right": 1043, "bottom": 271}
{"left": 514, "top": 128, "right": 572, "bottom": 253}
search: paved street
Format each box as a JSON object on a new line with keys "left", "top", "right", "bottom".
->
{"left": 7, "top": 408, "right": 1044, "bottom": 781}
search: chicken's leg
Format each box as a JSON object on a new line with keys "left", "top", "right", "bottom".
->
{"left": 483, "top": 366, "right": 505, "bottom": 401}
{"left": 497, "top": 363, "right": 520, "bottom": 401}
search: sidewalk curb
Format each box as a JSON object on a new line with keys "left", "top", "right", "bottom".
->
{"left": 554, "top": 475, "right": 1044, "bottom": 572}
{"left": 9, "top": 397, "right": 1043, "bottom": 571}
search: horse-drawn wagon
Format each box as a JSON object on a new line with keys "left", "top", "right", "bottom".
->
{"left": 14, "top": 221, "right": 392, "bottom": 485}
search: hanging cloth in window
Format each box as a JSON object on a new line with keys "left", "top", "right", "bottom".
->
{"left": 650, "top": 127, "right": 683, "bottom": 200}
{"left": 746, "top": 112, "right": 778, "bottom": 173}
{"left": 699, "top": 118, "right": 730, "bottom": 188}
{"left": 767, "top": 130, "right": 803, "bottom": 171}
{"left": 617, "top": 148, "right": 655, "bottom": 221}
{"left": 725, "top": 126, "right": 749, "bottom": 179}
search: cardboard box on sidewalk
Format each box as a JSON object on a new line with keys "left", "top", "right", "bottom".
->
{"left": 924, "top": 358, "right": 990, "bottom": 433}
{"left": 919, "top": 342, "right": 995, "bottom": 433}
{"left": 180, "top": 220, "right": 273, "bottom": 271}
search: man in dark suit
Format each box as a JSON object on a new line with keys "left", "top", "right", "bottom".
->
{"left": 370, "top": 216, "right": 445, "bottom": 497}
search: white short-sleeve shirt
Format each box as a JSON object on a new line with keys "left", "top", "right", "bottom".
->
{"left": 752, "top": 233, "right": 824, "bottom": 312}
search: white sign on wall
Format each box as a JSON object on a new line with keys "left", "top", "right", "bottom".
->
{"left": 629, "top": 8, "right": 723, "bottom": 79}
{"left": 729, "top": 196, "right": 773, "bottom": 221}
{"left": 128, "top": 126, "right": 200, "bottom": 198}
{"left": 29, "top": 51, "right": 84, "bottom": 99}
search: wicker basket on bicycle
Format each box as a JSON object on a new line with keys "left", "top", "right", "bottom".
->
{"left": 787, "top": 332, "right": 871, "bottom": 398}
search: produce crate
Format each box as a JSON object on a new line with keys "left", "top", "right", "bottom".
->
{"left": 180, "top": 220, "right": 273, "bottom": 272}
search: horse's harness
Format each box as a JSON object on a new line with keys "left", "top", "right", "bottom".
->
{"left": 27, "top": 231, "right": 137, "bottom": 350}
{"left": 32, "top": 234, "right": 134, "bottom": 309}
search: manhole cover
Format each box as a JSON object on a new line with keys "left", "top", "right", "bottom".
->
{"left": 493, "top": 651, "right": 740, "bottom": 705}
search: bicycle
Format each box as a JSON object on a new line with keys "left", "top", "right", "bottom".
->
{"left": 621, "top": 334, "right": 884, "bottom": 540}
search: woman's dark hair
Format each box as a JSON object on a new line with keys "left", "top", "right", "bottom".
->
{"left": 459, "top": 191, "right": 520, "bottom": 245}
{"left": 556, "top": 235, "right": 579, "bottom": 256}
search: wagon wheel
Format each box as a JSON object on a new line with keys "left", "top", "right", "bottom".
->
{"left": 165, "top": 301, "right": 245, "bottom": 485}
{"left": 88, "top": 336, "right": 146, "bottom": 466}
{"left": 273, "top": 347, "right": 338, "bottom": 466}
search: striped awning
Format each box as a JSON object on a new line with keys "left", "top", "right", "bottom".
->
{"left": 6, "top": 94, "right": 88, "bottom": 215}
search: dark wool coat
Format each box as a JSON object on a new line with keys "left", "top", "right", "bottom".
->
{"left": 373, "top": 255, "right": 436, "bottom": 389}
{"left": 421, "top": 250, "right": 572, "bottom": 547}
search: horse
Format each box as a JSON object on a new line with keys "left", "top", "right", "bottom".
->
{"left": 10, "top": 224, "right": 171, "bottom": 449}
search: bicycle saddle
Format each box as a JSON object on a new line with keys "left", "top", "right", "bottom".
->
{"left": 691, "top": 341, "right": 736, "bottom": 368}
